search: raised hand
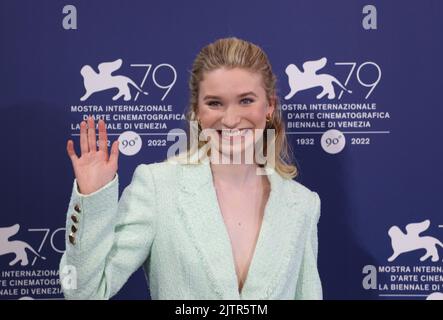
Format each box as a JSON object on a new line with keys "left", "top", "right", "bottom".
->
{"left": 67, "top": 116, "right": 119, "bottom": 195}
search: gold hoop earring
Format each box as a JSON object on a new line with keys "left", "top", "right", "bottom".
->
{"left": 266, "top": 114, "right": 272, "bottom": 123}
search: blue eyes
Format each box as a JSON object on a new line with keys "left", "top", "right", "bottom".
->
{"left": 207, "top": 98, "right": 254, "bottom": 107}
{"left": 241, "top": 98, "right": 254, "bottom": 104}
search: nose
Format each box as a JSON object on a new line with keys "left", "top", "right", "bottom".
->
{"left": 221, "top": 107, "right": 241, "bottom": 128}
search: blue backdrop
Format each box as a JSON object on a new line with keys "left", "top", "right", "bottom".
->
{"left": 1, "top": 0, "right": 442, "bottom": 300}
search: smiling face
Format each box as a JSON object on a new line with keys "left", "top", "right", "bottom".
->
{"left": 196, "top": 67, "right": 275, "bottom": 161}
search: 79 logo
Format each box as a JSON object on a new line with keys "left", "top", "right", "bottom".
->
{"left": 0, "top": 224, "right": 65, "bottom": 267}
{"left": 284, "top": 57, "right": 381, "bottom": 100}
{"left": 80, "top": 59, "right": 177, "bottom": 102}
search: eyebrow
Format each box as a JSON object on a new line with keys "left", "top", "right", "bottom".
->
{"left": 203, "top": 91, "right": 258, "bottom": 100}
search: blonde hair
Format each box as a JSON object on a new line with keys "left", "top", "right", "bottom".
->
{"left": 184, "top": 37, "right": 298, "bottom": 179}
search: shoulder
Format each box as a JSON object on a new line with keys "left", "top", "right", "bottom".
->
{"left": 278, "top": 175, "right": 319, "bottom": 204}
{"left": 279, "top": 177, "right": 321, "bottom": 222}
{"left": 133, "top": 159, "right": 208, "bottom": 188}
{"left": 133, "top": 160, "right": 183, "bottom": 184}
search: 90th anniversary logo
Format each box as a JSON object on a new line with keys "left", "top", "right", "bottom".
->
{"left": 282, "top": 57, "right": 389, "bottom": 155}
{"left": 70, "top": 58, "right": 183, "bottom": 157}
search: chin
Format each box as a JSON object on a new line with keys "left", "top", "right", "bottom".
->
{"left": 212, "top": 130, "right": 257, "bottom": 163}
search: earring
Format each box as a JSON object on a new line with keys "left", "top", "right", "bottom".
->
{"left": 266, "top": 114, "right": 272, "bottom": 123}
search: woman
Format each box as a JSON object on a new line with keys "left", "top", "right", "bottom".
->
{"left": 60, "top": 37, "right": 322, "bottom": 300}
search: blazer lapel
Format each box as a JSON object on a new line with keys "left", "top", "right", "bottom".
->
{"left": 178, "top": 160, "right": 240, "bottom": 299}
{"left": 177, "top": 161, "right": 308, "bottom": 299}
{"left": 238, "top": 168, "right": 309, "bottom": 299}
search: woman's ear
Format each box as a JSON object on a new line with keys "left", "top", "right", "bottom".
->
{"left": 268, "top": 95, "right": 277, "bottom": 116}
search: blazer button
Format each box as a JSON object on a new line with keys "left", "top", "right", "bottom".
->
{"left": 74, "top": 204, "right": 81, "bottom": 213}
{"left": 71, "top": 214, "right": 79, "bottom": 224}
{"left": 69, "top": 232, "right": 76, "bottom": 245}
{"left": 71, "top": 225, "right": 78, "bottom": 233}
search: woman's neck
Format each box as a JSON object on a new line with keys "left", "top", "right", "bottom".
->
{"left": 210, "top": 162, "right": 262, "bottom": 187}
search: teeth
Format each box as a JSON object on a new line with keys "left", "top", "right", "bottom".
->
{"left": 220, "top": 129, "right": 250, "bottom": 137}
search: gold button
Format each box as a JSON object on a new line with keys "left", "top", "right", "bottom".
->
{"left": 74, "top": 204, "right": 81, "bottom": 213}
{"left": 69, "top": 233, "right": 76, "bottom": 245}
{"left": 71, "top": 214, "right": 79, "bottom": 224}
{"left": 71, "top": 225, "right": 78, "bottom": 233}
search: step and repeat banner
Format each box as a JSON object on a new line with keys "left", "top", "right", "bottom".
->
{"left": 1, "top": 0, "right": 442, "bottom": 300}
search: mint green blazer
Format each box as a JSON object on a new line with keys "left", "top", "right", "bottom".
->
{"left": 59, "top": 160, "right": 322, "bottom": 300}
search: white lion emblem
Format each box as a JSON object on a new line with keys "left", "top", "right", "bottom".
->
{"left": 284, "top": 57, "right": 352, "bottom": 100}
{"left": 0, "top": 224, "right": 46, "bottom": 266}
{"left": 80, "top": 58, "right": 148, "bottom": 101}
{"left": 388, "top": 220, "right": 443, "bottom": 262}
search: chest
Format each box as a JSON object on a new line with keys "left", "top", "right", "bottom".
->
{"left": 214, "top": 185, "right": 270, "bottom": 292}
